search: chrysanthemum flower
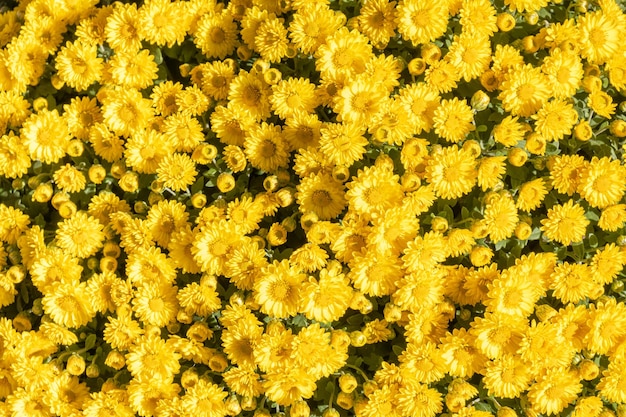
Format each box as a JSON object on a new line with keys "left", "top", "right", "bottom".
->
{"left": 55, "top": 40, "right": 103, "bottom": 92}
{"left": 132, "top": 282, "right": 179, "bottom": 327}
{"left": 527, "top": 367, "right": 582, "bottom": 415}
{"left": 599, "top": 204, "right": 626, "bottom": 232}
{"left": 499, "top": 64, "right": 551, "bottom": 117}
{"left": 138, "top": 0, "right": 189, "bottom": 47}
{"left": 193, "top": 9, "right": 238, "bottom": 59}
{"left": 270, "top": 77, "right": 318, "bottom": 120}
{"left": 549, "top": 154, "right": 587, "bottom": 196}
{"left": 315, "top": 27, "right": 373, "bottom": 81}
{"left": 227, "top": 71, "right": 272, "bottom": 122}
{"left": 577, "top": 157, "right": 626, "bottom": 209}
{"left": 425, "top": 60, "right": 459, "bottom": 94}
{"left": 483, "top": 354, "right": 531, "bottom": 399}
{"left": 540, "top": 200, "right": 589, "bottom": 246}
{"left": 21, "top": 109, "right": 70, "bottom": 165}
{"left": 126, "top": 335, "right": 181, "bottom": 383}
{"left": 396, "top": 0, "right": 449, "bottom": 46}
{"left": 396, "top": 381, "right": 443, "bottom": 417}
{"left": 346, "top": 165, "right": 404, "bottom": 220}
{"left": 532, "top": 98, "right": 578, "bottom": 141}
{"left": 446, "top": 32, "right": 492, "bottom": 82}
{"left": 578, "top": 11, "right": 622, "bottom": 65}
{"left": 124, "top": 129, "right": 174, "bottom": 174}
{"left": 196, "top": 61, "right": 235, "bottom": 101}
{"left": 588, "top": 90, "right": 616, "bottom": 119}
{"left": 516, "top": 178, "right": 548, "bottom": 212}
{"left": 254, "top": 259, "right": 305, "bottom": 319}
{"left": 263, "top": 367, "right": 318, "bottom": 406}
{"left": 459, "top": 0, "right": 498, "bottom": 37}
{"left": 53, "top": 164, "right": 86, "bottom": 193}
{"left": 598, "top": 357, "right": 626, "bottom": 403}
{"left": 55, "top": 211, "right": 105, "bottom": 259}
{"left": 254, "top": 16, "right": 289, "bottom": 63}
{"left": 42, "top": 282, "right": 95, "bottom": 328}
{"left": 398, "top": 341, "right": 447, "bottom": 384}
{"left": 300, "top": 264, "right": 352, "bottom": 322}
{"left": 319, "top": 122, "right": 368, "bottom": 167}
{"left": 296, "top": 172, "right": 347, "bottom": 220}
{"left": 541, "top": 48, "right": 584, "bottom": 99}
{"left": 433, "top": 97, "right": 475, "bottom": 143}
{"left": 0, "top": 132, "right": 31, "bottom": 179}
{"left": 105, "top": 3, "right": 143, "bottom": 52}
{"left": 157, "top": 153, "right": 198, "bottom": 192}
{"left": 425, "top": 145, "right": 477, "bottom": 199}
{"left": 108, "top": 49, "right": 158, "bottom": 90}
{"left": 585, "top": 298, "right": 626, "bottom": 355}
{"left": 289, "top": 3, "right": 344, "bottom": 54}
{"left": 193, "top": 220, "right": 244, "bottom": 276}
{"left": 244, "top": 122, "right": 290, "bottom": 173}
{"left": 101, "top": 88, "right": 154, "bottom": 137}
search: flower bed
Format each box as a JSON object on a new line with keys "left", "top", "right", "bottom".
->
{"left": 1, "top": 0, "right": 626, "bottom": 416}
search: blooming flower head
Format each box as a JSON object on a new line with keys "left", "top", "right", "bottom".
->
{"left": 540, "top": 200, "right": 590, "bottom": 246}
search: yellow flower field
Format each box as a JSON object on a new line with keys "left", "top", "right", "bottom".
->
{"left": 0, "top": 0, "right": 626, "bottom": 416}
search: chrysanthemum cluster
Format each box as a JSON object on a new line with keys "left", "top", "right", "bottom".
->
{"left": 1, "top": 0, "right": 626, "bottom": 416}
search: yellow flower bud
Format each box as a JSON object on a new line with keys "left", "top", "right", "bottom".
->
{"left": 578, "top": 359, "right": 600, "bottom": 380}
{"left": 12, "top": 313, "right": 31, "bottom": 332}
{"left": 525, "top": 11, "right": 539, "bottom": 25}
{"left": 421, "top": 43, "right": 441, "bottom": 63}
{"left": 66, "top": 354, "right": 86, "bottom": 376}
{"left": 240, "top": 396, "right": 257, "bottom": 411}
{"left": 263, "top": 68, "right": 282, "bottom": 85}
{"left": 322, "top": 409, "right": 340, "bottom": 417}
{"left": 51, "top": 74, "right": 64, "bottom": 89}
{"left": 58, "top": 201, "right": 77, "bottom": 219}
{"left": 431, "top": 216, "right": 449, "bottom": 233}
{"left": 508, "top": 147, "right": 528, "bottom": 167}
{"left": 66, "top": 140, "right": 84, "bottom": 157}
{"left": 209, "top": 354, "right": 228, "bottom": 372}
{"left": 514, "top": 222, "right": 532, "bottom": 240}
{"left": 336, "top": 391, "right": 354, "bottom": 409}
{"left": 119, "top": 171, "right": 139, "bottom": 193}
{"left": 349, "top": 331, "right": 367, "bottom": 347}
{"left": 408, "top": 58, "right": 426, "bottom": 76}
{"left": 191, "top": 192, "right": 207, "bottom": 208}
{"left": 470, "top": 245, "right": 493, "bottom": 267}
{"left": 497, "top": 13, "right": 516, "bottom": 32}
{"left": 105, "top": 351, "right": 126, "bottom": 370}
{"left": 33, "top": 97, "right": 48, "bottom": 112}
{"left": 267, "top": 223, "right": 288, "bottom": 246}
{"left": 110, "top": 161, "right": 126, "bottom": 179}
{"left": 290, "top": 400, "right": 311, "bottom": 417}
{"left": 88, "top": 164, "right": 106, "bottom": 184}
{"left": 217, "top": 173, "right": 236, "bottom": 193}
{"left": 574, "top": 120, "right": 593, "bottom": 141}
{"left": 610, "top": 120, "right": 626, "bottom": 137}
{"left": 339, "top": 374, "right": 358, "bottom": 394}
{"left": 33, "top": 183, "right": 54, "bottom": 203}
{"left": 86, "top": 363, "right": 100, "bottom": 378}
{"left": 471, "top": 90, "right": 490, "bottom": 111}
{"left": 497, "top": 407, "right": 518, "bottom": 417}
{"left": 98, "top": 256, "right": 117, "bottom": 273}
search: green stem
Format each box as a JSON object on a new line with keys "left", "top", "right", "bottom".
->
{"left": 343, "top": 363, "right": 370, "bottom": 382}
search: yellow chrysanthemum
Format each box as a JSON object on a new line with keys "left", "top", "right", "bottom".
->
{"left": 483, "top": 193, "right": 518, "bottom": 243}
{"left": 433, "top": 97, "right": 475, "bottom": 143}
{"left": 21, "top": 109, "right": 70, "bottom": 165}
{"left": 296, "top": 172, "right": 347, "bottom": 220}
{"left": 396, "top": 0, "right": 449, "bottom": 46}
{"left": 108, "top": 49, "right": 159, "bottom": 90}
{"left": 138, "top": 0, "right": 189, "bottom": 47}
{"left": 516, "top": 178, "right": 548, "bottom": 212}
{"left": 577, "top": 11, "right": 622, "bottom": 65}
{"left": 254, "top": 260, "right": 306, "bottom": 319}
{"left": 446, "top": 32, "right": 492, "bottom": 82}
{"left": 42, "top": 282, "right": 95, "bottom": 328}
{"left": 193, "top": 9, "right": 238, "bottom": 59}
{"left": 498, "top": 64, "right": 551, "bottom": 117}
{"left": 540, "top": 200, "right": 590, "bottom": 246}
{"left": 55, "top": 211, "right": 105, "bottom": 259}
{"left": 425, "top": 145, "right": 477, "bottom": 200}
{"left": 357, "top": 0, "right": 397, "bottom": 47}
{"left": 157, "top": 153, "right": 198, "bottom": 192}
{"left": 577, "top": 156, "right": 626, "bottom": 209}
{"left": 55, "top": 40, "right": 103, "bottom": 91}
{"left": 532, "top": 99, "right": 578, "bottom": 142}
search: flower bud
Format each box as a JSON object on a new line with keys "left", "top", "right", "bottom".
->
{"left": 339, "top": 374, "right": 358, "bottom": 394}
{"left": 497, "top": 13, "right": 516, "bottom": 32}
{"left": 471, "top": 91, "right": 490, "bottom": 111}
{"left": 508, "top": 147, "right": 528, "bottom": 167}
{"left": 67, "top": 354, "right": 86, "bottom": 375}
{"left": 217, "top": 173, "right": 236, "bottom": 193}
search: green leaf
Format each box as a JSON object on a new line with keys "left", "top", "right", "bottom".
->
{"left": 150, "top": 46, "right": 163, "bottom": 65}
{"left": 588, "top": 233, "right": 599, "bottom": 248}
{"left": 85, "top": 334, "right": 97, "bottom": 351}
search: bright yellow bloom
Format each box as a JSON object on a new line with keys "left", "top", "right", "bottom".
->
{"left": 425, "top": 145, "right": 477, "bottom": 199}
{"left": 540, "top": 200, "right": 589, "bottom": 246}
